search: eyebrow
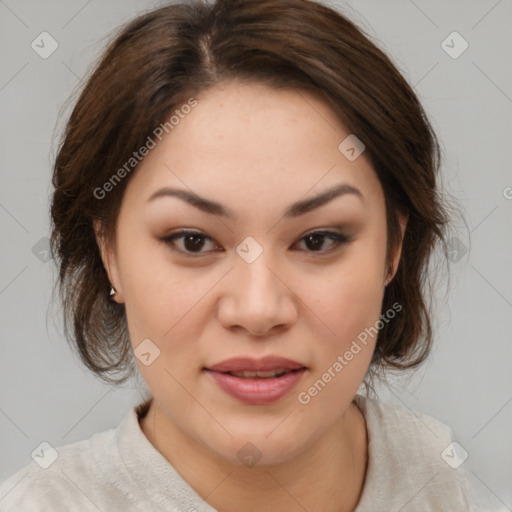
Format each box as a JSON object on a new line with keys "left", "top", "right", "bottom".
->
{"left": 146, "top": 182, "right": 364, "bottom": 219}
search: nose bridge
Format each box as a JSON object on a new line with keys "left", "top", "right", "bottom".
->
{"left": 234, "top": 239, "right": 281, "bottom": 303}
{"left": 218, "top": 236, "right": 297, "bottom": 335}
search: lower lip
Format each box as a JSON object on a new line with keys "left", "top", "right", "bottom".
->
{"left": 205, "top": 369, "right": 307, "bottom": 405}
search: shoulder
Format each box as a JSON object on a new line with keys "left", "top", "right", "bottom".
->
{"left": 354, "top": 394, "right": 476, "bottom": 511}
{"left": 0, "top": 412, "right": 139, "bottom": 512}
{"left": 355, "top": 393, "right": 453, "bottom": 445}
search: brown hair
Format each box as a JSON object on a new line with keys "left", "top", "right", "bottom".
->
{"left": 50, "top": 0, "right": 452, "bottom": 385}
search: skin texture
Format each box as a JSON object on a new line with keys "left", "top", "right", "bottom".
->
{"left": 95, "top": 81, "right": 407, "bottom": 512}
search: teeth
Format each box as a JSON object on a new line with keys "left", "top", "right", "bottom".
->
{"left": 229, "top": 369, "right": 291, "bottom": 379}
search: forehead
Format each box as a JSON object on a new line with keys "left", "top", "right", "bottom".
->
{"left": 122, "top": 81, "right": 383, "bottom": 213}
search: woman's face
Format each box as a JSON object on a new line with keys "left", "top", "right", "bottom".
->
{"left": 96, "top": 81, "right": 405, "bottom": 466}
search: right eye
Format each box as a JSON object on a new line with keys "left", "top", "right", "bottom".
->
{"left": 160, "top": 230, "right": 221, "bottom": 257}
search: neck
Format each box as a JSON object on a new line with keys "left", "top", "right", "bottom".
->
{"left": 139, "top": 399, "right": 368, "bottom": 512}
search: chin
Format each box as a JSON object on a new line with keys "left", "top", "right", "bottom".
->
{"left": 200, "top": 426, "right": 314, "bottom": 469}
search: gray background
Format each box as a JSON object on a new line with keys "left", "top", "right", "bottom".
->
{"left": 0, "top": 0, "right": 511, "bottom": 509}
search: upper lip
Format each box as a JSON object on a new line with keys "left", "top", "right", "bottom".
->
{"left": 205, "top": 356, "right": 306, "bottom": 373}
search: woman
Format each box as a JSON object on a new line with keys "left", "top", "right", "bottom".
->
{"left": 0, "top": 0, "right": 477, "bottom": 510}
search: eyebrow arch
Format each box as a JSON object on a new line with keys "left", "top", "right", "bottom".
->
{"left": 146, "top": 182, "right": 364, "bottom": 219}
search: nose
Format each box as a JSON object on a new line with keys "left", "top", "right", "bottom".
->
{"left": 217, "top": 252, "right": 298, "bottom": 337}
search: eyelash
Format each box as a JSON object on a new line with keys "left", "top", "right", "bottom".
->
{"left": 160, "top": 229, "right": 350, "bottom": 257}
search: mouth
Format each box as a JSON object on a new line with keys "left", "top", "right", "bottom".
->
{"left": 218, "top": 368, "right": 303, "bottom": 379}
{"left": 203, "top": 356, "right": 308, "bottom": 404}
{"left": 205, "top": 355, "right": 307, "bottom": 374}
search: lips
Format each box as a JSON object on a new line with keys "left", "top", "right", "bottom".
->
{"left": 205, "top": 355, "right": 306, "bottom": 374}
{"left": 227, "top": 369, "right": 291, "bottom": 379}
{"left": 204, "top": 356, "right": 307, "bottom": 404}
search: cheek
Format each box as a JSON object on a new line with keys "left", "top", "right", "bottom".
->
{"left": 313, "top": 235, "right": 387, "bottom": 338}
{"left": 119, "top": 246, "right": 220, "bottom": 382}
{"left": 115, "top": 231, "right": 186, "bottom": 348}
{"left": 295, "top": 244, "right": 387, "bottom": 409}
{"left": 123, "top": 269, "right": 208, "bottom": 354}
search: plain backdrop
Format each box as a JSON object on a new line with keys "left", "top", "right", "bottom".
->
{"left": 1, "top": 0, "right": 511, "bottom": 509}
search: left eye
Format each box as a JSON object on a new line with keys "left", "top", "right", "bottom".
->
{"left": 295, "top": 231, "right": 349, "bottom": 253}
{"left": 161, "top": 230, "right": 348, "bottom": 256}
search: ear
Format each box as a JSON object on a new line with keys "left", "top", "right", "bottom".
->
{"left": 385, "top": 211, "right": 408, "bottom": 286}
{"left": 93, "top": 219, "right": 124, "bottom": 303}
